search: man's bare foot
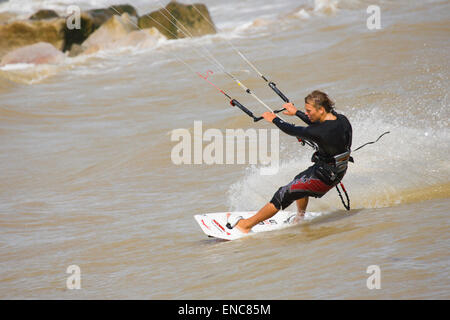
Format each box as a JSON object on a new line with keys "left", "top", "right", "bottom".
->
{"left": 293, "top": 211, "right": 305, "bottom": 223}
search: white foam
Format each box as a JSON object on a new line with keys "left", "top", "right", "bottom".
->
{"left": 313, "top": 0, "right": 339, "bottom": 14}
{"left": 294, "top": 9, "right": 311, "bottom": 19}
{"left": 0, "top": 0, "right": 158, "bottom": 15}
{"left": 0, "top": 62, "right": 35, "bottom": 70}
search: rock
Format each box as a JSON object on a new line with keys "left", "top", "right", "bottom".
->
{"left": 63, "top": 12, "right": 97, "bottom": 52}
{"left": 138, "top": 1, "right": 216, "bottom": 39}
{"left": 0, "top": 18, "right": 66, "bottom": 60}
{"left": 29, "top": 10, "right": 59, "bottom": 20}
{"left": 81, "top": 13, "right": 139, "bottom": 53}
{"left": 0, "top": 3, "right": 141, "bottom": 60}
{"left": 68, "top": 43, "right": 87, "bottom": 57}
{"left": 79, "top": 27, "right": 165, "bottom": 56}
{"left": 114, "top": 28, "right": 165, "bottom": 49}
{"left": 85, "top": 8, "right": 115, "bottom": 28}
{"left": 62, "top": 4, "right": 138, "bottom": 52}
{"left": 86, "top": 4, "right": 138, "bottom": 27}
{"left": 107, "top": 4, "right": 138, "bottom": 18}
{"left": 0, "top": 42, "right": 65, "bottom": 66}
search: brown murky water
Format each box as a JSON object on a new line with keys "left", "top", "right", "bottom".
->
{"left": 0, "top": 0, "right": 449, "bottom": 299}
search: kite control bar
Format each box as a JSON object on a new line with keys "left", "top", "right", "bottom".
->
{"left": 231, "top": 99, "right": 286, "bottom": 122}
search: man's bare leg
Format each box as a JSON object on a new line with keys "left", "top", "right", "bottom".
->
{"left": 293, "top": 197, "right": 309, "bottom": 223}
{"left": 296, "top": 197, "right": 309, "bottom": 217}
{"left": 235, "top": 202, "right": 278, "bottom": 233}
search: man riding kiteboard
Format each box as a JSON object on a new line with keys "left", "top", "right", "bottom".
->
{"left": 228, "top": 90, "right": 353, "bottom": 234}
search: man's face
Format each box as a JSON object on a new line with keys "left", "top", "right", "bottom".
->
{"left": 305, "top": 103, "right": 323, "bottom": 123}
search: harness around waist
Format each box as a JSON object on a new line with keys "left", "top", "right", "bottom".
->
{"left": 312, "top": 150, "right": 353, "bottom": 173}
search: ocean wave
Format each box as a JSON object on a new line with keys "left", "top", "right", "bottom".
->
{"left": 0, "top": 62, "right": 63, "bottom": 84}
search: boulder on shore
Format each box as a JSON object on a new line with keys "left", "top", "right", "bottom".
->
{"left": 0, "top": 42, "right": 65, "bottom": 66}
{"left": 29, "top": 10, "right": 59, "bottom": 20}
{"left": 106, "top": 4, "right": 138, "bottom": 18}
{"left": 63, "top": 4, "right": 139, "bottom": 52}
{"left": 0, "top": 2, "right": 215, "bottom": 60}
{"left": 138, "top": 1, "right": 216, "bottom": 39}
{"left": 80, "top": 13, "right": 139, "bottom": 54}
{"left": 0, "top": 18, "right": 66, "bottom": 60}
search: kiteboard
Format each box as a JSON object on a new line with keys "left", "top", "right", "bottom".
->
{"left": 194, "top": 210, "right": 305, "bottom": 240}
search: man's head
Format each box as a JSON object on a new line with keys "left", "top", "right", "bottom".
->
{"left": 304, "top": 90, "right": 335, "bottom": 122}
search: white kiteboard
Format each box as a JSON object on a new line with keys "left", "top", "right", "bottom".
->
{"left": 194, "top": 211, "right": 304, "bottom": 240}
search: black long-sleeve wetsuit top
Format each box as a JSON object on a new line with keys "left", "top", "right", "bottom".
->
{"left": 272, "top": 110, "right": 353, "bottom": 162}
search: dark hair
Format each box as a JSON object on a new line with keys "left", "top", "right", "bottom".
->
{"left": 305, "top": 90, "right": 335, "bottom": 113}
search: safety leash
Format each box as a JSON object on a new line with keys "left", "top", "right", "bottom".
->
{"left": 336, "top": 131, "right": 391, "bottom": 211}
{"left": 353, "top": 131, "right": 390, "bottom": 152}
{"left": 336, "top": 182, "right": 350, "bottom": 211}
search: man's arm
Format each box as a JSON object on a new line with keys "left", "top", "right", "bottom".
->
{"left": 272, "top": 117, "right": 315, "bottom": 141}
{"left": 295, "top": 110, "right": 313, "bottom": 125}
{"left": 281, "top": 102, "right": 313, "bottom": 125}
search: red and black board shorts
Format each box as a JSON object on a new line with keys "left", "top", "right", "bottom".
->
{"left": 270, "top": 164, "right": 340, "bottom": 210}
